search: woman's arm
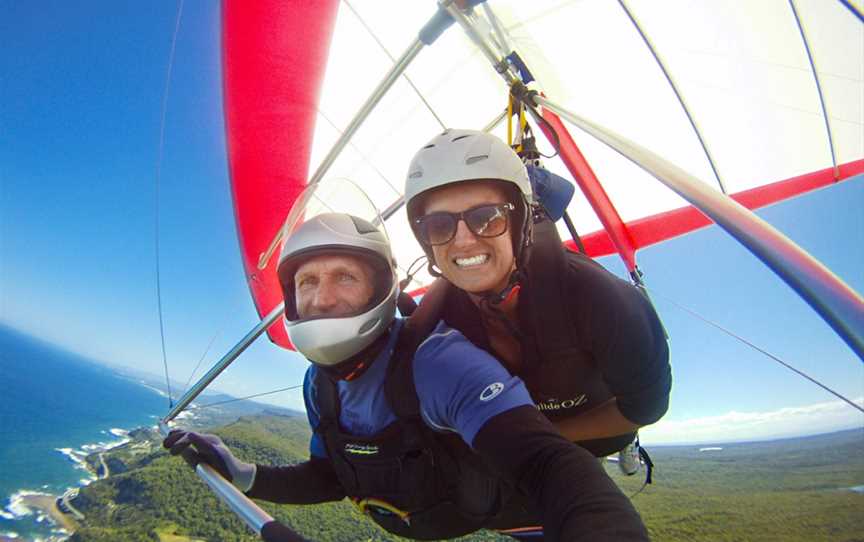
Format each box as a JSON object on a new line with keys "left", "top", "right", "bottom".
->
{"left": 474, "top": 405, "right": 649, "bottom": 542}
{"left": 554, "top": 398, "right": 641, "bottom": 442}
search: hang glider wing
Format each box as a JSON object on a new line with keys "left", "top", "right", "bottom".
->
{"left": 223, "top": 0, "right": 863, "bottom": 349}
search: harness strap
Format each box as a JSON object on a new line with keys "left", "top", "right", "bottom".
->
{"left": 314, "top": 370, "right": 341, "bottom": 428}
{"left": 385, "top": 278, "right": 452, "bottom": 420}
{"left": 384, "top": 306, "right": 465, "bottom": 497}
{"left": 352, "top": 497, "right": 412, "bottom": 526}
{"left": 638, "top": 437, "right": 654, "bottom": 486}
{"left": 629, "top": 438, "right": 654, "bottom": 498}
{"left": 314, "top": 370, "right": 367, "bottom": 496}
{"left": 521, "top": 217, "right": 577, "bottom": 363}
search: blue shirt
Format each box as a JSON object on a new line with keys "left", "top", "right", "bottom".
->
{"left": 304, "top": 319, "right": 533, "bottom": 458}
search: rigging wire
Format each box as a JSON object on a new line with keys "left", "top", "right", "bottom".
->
{"left": 342, "top": 0, "right": 447, "bottom": 131}
{"left": 187, "top": 385, "right": 304, "bottom": 411}
{"left": 154, "top": 0, "right": 185, "bottom": 408}
{"left": 399, "top": 255, "right": 429, "bottom": 292}
{"left": 190, "top": 258, "right": 430, "bottom": 413}
{"left": 181, "top": 328, "right": 221, "bottom": 396}
{"left": 647, "top": 287, "right": 864, "bottom": 414}
{"left": 317, "top": 110, "right": 402, "bottom": 198}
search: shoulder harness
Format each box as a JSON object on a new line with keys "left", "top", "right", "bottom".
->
{"left": 313, "top": 309, "right": 508, "bottom": 540}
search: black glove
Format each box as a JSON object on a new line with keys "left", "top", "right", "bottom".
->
{"left": 163, "top": 430, "right": 256, "bottom": 492}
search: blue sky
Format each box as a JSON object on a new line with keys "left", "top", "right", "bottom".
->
{"left": 1, "top": 1, "right": 861, "bottom": 444}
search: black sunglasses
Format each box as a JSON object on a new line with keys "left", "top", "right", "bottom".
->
{"left": 413, "top": 203, "right": 515, "bottom": 246}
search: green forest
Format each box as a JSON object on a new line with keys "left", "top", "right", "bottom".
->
{"left": 66, "top": 415, "right": 863, "bottom": 541}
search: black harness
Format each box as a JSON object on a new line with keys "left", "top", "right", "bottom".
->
{"left": 313, "top": 319, "right": 512, "bottom": 540}
{"left": 426, "top": 217, "right": 657, "bottom": 492}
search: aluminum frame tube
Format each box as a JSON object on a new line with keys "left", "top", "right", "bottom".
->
{"left": 535, "top": 94, "right": 864, "bottom": 361}
{"left": 537, "top": 109, "right": 638, "bottom": 273}
{"left": 169, "top": 6, "right": 454, "bottom": 423}
{"left": 446, "top": 4, "right": 640, "bottom": 273}
{"left": 483, "top": 108, "right": 507, "bottom": 133}
{"left": 307, "top": 39, "right": 425, "bottom": 188}
{"left": 378, "top": 108, "right": 509, "bottom": 222}
{"left": 158, "top": 304, "right": 289, "bottom": 535}
{"left": 443, "top": 2, "right": 518, "bottom": 86}
{"left": 481, "top": 3, "right": 512, "bottom": 56}
{"left": 198, "top": 463, "right": 274, "bottom": 535}
{"left": 156, "top": 421, "right": 278, "bottom": 536}
{"left": 162, "top": 303, "right": 285, "bottom": 423}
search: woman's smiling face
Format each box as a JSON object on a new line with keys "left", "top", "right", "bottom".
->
{"left": 422, "top": 181, "right": 516, "bottom": 294}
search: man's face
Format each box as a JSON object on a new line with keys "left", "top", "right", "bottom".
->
{"left": 294, "top": 254, "right": 376, "bottom": 319}
{"left": 423, "top": 181, "right": 516, "bottom": 294}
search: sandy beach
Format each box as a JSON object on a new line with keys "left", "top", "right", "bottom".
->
{"left": 18, "top": 493, "right": 77, "bottom": 533}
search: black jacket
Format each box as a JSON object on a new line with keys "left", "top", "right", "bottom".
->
{"left": 438, "top": 240, "right": 672, "bottom": 456}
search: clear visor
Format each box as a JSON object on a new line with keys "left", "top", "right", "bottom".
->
{"left": 279, "top": 177, "right": 395, "bottom": 322}
{"left": 282, "top": 177, "right": 390, "bottom": 245}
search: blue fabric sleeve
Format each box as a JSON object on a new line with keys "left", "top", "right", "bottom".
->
{"left": 303, "top": 366, "right": 328, "bottom": 458}
{"left": 413, "top": 322, "right": 534, "bottom": 448}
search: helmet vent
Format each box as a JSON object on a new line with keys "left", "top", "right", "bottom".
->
{"left": 452, "top": 134, "right": 472, "bottom": 142}
{"left": 465, "top": 154, "right": 489, "bottom": 165}
{"left": 421, "top": 144, "right": 435, "bottom": 150}
{"left": 409, "top": 170, "right": 423, "bottom": 179}
{"left": 349, "top": 215, "right": 378, "bottom": 234}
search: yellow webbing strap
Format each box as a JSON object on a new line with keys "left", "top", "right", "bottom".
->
{"left": 506, "top": 93, "right": 529, "bottom": 153}
{"left": 507, "top": 95, "right": 514, "bottom": 145}
{"left": 352, "top": 497, "right": 412, "bottom": 525}
{"left": 496, "top": 525, "right": 544, "bottom": 534}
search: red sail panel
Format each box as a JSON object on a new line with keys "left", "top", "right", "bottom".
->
{"left": 540, "top": 108, "right": 638, "bottom": 272}
{"left": 570, "top": 160, "right": 864, "bottom": 258}
{"left": 409, "top": 161, "right": 863, "bottom": 298}
{"left": 223, "top": 0, "right": 340, "bottom": 349}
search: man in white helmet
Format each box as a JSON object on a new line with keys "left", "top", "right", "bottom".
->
{"left": 165, "top": 212, "right": 649, "bottom": 541}
{"left": 405, "top": 129, "right": 672, "bottom": 475}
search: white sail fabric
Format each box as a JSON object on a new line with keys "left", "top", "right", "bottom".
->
{"left": 306, "top": 0, "right": 863, "bottom": 286}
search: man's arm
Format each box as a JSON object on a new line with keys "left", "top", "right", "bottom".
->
{"left": 246, "top": 457, "right": 345, "bottom": 504}
{"left": 163, "top": 430, "right": 346, "bottom": 505}
{"left": 245, "top": 365, "right": 346, "bottom": 504}
{"left": 474, "top": 406, "right": 649, "bottom": 542}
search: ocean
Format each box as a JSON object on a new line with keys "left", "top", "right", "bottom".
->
{"left": 0, "top": 325, "right": 167, "bottom": 541}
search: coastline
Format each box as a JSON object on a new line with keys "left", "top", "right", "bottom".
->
{"left": 2, "top": 490, "right": 73, "bottom": 542}
{"left": 0, "top": 330, "right": 195, "bottom": 541}
{"left": 1, "top": 427, "right": 140, "bottom": 541}
{"left": 19, "top": 494, "right": 75, "bottom": 532}
{"left": 0, "top": 361, "right": 232, "bottom": 541}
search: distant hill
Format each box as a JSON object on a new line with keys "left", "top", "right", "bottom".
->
{"left": 110, "top": 365, "right": 305, "bottom": 420}
{"left": 615, "top": 428, "right": 864, "bottom": 541}
{"left": 66, "top": 418, "right": 863, "bottom": 541}
{"left": 67, "top": 414, "right": 506, "bottom": 542}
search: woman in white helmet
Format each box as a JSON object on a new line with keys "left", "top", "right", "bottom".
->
{"left": 405, "top": 129, "right": 672, "bottom": 471}
{"left": 165, "top": 211, "right": 649, "bottom": 541}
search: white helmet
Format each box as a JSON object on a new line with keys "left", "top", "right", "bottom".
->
{"left": 405, "top": 129, "right": 534, "bottom": 269}
{"left": 276, "top": 213, "right": 397, "bottom": 367}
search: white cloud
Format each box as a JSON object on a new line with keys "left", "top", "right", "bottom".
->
{"left": 641, "top": 397, "right": 864, "bottom": 445}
